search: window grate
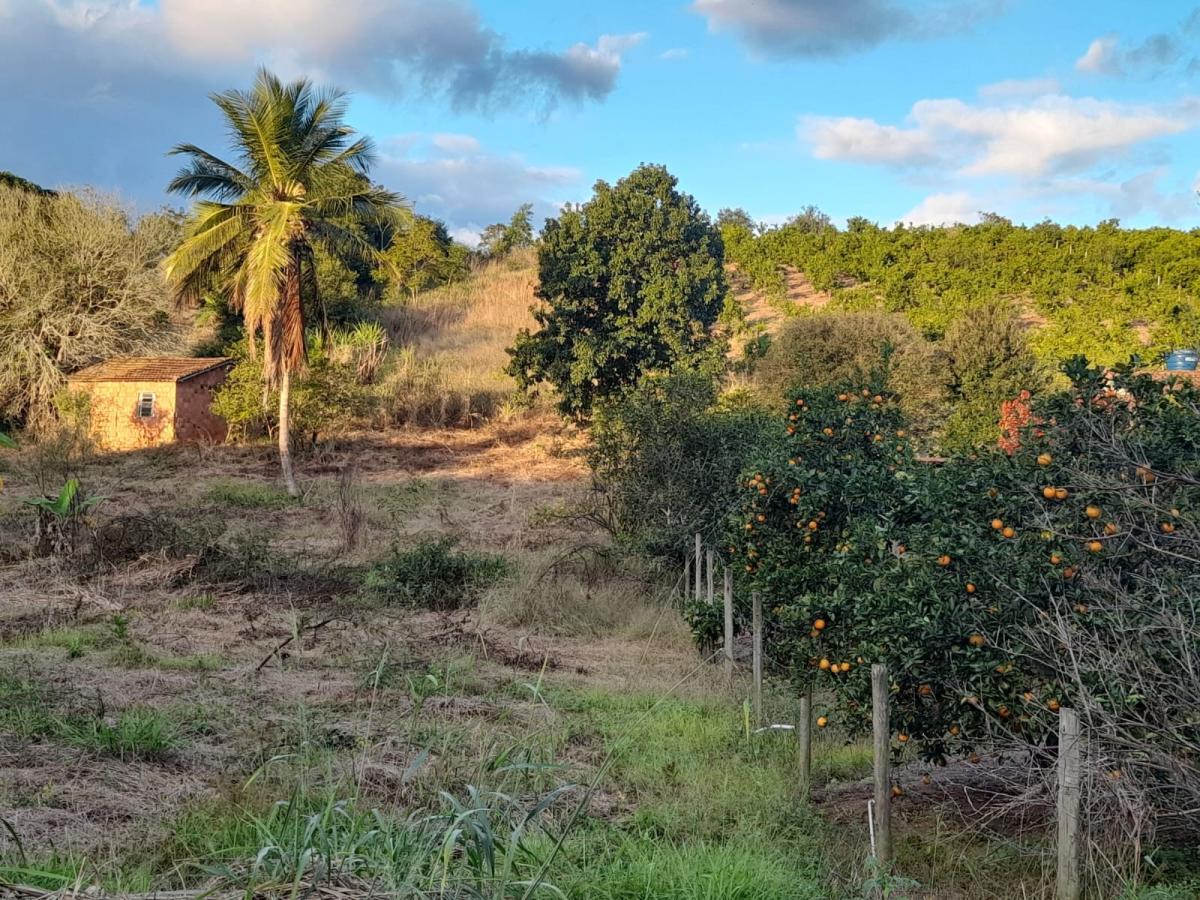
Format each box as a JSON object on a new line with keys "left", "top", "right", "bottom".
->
{"left": 137, "top": 392, "right": 155, "bottom": 418}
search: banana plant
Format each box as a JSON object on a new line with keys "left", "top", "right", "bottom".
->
{"left": 23, "top": 478, "right": 105, "bottom": 521}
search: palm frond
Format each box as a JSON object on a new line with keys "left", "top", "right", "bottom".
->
{"left": 165, "top": 144, "right": 253, "bottom": 199}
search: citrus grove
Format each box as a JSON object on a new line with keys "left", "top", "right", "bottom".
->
{"left": 685, "top": 359, "right": 1199, "bottom": 836}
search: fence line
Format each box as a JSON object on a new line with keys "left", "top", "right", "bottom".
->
{"left": 682, "top": 536, "right": 1089, "bottom": 896}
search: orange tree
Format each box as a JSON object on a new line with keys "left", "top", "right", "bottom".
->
{"left": 695, "top": 360, "right": 1200, "bottom": 769}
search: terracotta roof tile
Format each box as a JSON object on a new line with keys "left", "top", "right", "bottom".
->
{"left": 67, "top": 357, "right": 232, "bottom": 383}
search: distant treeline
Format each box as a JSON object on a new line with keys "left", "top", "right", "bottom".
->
{"left": 718, "top": 209, "right": 1200, "bottom": 366}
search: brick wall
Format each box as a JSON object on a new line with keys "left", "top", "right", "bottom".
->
{"left": 73, "top": 380, "right": 177, "bottom": 450}
{"left": 174, "top": 368, "right": 230, "bottom": 443}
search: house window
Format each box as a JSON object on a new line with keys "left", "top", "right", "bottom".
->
{"left": 137, "top": 392, "right": 155, "bottom": 418}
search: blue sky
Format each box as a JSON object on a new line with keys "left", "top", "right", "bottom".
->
{"left": 2, "top": 1, "right": 1198, "bottom": 242}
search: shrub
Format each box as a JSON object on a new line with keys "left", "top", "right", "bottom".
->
{"left": 362, "top": 538, "right": 510, "bottom": 610}
{"left": 588, "top": 373, "right": 776, "bottom": 558}
{"left": 213, "top": 327, "right": 382, "bottom": 445}
{"left": 939, "top": 300, "right": 1047, "bottom": 451}
{"left": 752, "top": 311, "right": 948, "bottom": 438}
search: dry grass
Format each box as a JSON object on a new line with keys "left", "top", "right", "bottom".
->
{"left": 377, "top": 249, "right": 542, "bottom": 426}
{"left": 478, "top": 548, "right": 689, "bottom": 641}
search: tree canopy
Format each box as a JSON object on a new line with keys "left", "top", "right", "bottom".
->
{"left": 507, "top": 164, "right": 727, "bottom": 417}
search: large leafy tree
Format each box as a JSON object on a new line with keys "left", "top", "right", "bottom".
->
{"left": 164, "top": 69, "right": 403, "bottom": 495}
{"left": 507, "top": 164, "right": 726, "bottom": 417}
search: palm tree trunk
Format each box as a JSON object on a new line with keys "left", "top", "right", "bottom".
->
{"left": 278, "top": 368, "right": 300, "bottom": 497}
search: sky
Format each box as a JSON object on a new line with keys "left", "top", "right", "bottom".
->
{"left": 2, "top": 0, "right": 1199, "bottom": 243}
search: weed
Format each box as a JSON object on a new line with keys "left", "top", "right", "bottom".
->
{"left": 58, "top": 707, "right": 180, "bottom": 760}
{"left": 170, "top": 593, "right": 216, "bottom": 611}
{"left": 203, "top": 480, "right": 297, "bottom": 510}
{"left": 7, "top": 626, "right": 98, "bottom": 659}
{"left": 361, "top": 538, "right": 509, "bottom": 610}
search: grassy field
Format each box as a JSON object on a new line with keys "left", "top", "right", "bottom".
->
{"left": 2, "top": 258, "right": 1196, "bottom": 898}
{"left": 0, "top": 425, "right": 851, "bottom": 898}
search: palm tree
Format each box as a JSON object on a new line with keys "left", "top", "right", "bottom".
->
{"left": 164, "top": 69, "right": 403, "bottom": 496}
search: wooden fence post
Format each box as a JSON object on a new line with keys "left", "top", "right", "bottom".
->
{"left": 871, "top": 664, "right": 892, "bottom": 865}
{"left": 723, "top": 566, "right": 734, "bottom": 688}
{"left": 706, "top": 549, "right": 715, "bottom": 605}
{"left": 1056, "top": 708, "right": 1082, "bottom": 900}
{"left": 693, "top": 533, "right": 702, "bottom": 601}
{"left": 797, "top": 688, "right": 813, "bottom": 801}
{"left": 682, "top": 555, "right": 690, "bottom": 603}
{"left": 751, "top": 591, "right": 763, "bottom": 723}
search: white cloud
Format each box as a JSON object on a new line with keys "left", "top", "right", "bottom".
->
{"left": 377, "top": 134, "right": 580, "bottom": 236}
{"left": 431, "top": 133, "right": 482, "bottom": 154}
{"left": 978, "top": 76, "right": 1061, "bottom": 99}
{"left": 660, "top": 47, "right": 689, "bottom": 60}
{"left": 1076, "top": 36, "right": 1119, "bottom": 74}
{"left": 912, "top": 96, "right": 1190, "bottom": 177}
{"left": 900, "top": 192, "right": 980, "bottom": 226}
{"left": 802, "top": 94, "right": 1196, "bottom": 179}
{"left": 803, "top": 116, "right": 937, "bottom": 166}
{"left": 1076, "top": 11, "right": 1200, "bottom": 78}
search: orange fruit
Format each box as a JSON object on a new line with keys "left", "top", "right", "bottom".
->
{"left": 1002, "top": 526, "right": 1016, "bottom": 539}
{"left": 1103, "top": 522, "right": 1118, "bottom": 535}
{"left": 813, "top": 618, "right": 827, "bottom": 631}
{"left": 937, "top": 554, "right": 951, "bottom": 567}
{"left": 891, "top": 784, "right": 904, "bottom": 798}
{"left": 897, "top": 733, "right": 909, "bottom": 743}
{"left": 919, "top": 684, "right": 933, "bottom": 697}
{"left": 948, "top": 724, "right": 961, "bottom": 736}
{"left": 1055, "top": 487, "right": 1069, "bottom": 500}
{"left": 998, "top": 706, "right": 1011, "bottom": 719}
{"left": 968, "top": 633, "right": 986, "bottom": 648}
{"left": 808, "top": 520, "right": 819, "bottom": 531}
{"left": 1161, "top": 522, "right": 1176, "bottom": 534}
{"left": 1037, "top": 453, "right": 1053, "bottom": 466}
{"left": 1050, "top": 553, "right": 1062, "bottom": 565}
{"left": 1074, "top": 603, "right": 1089, "bottom": 614}
{"left": 1087, "top": 540, "right": 1103, "bottom": 553}
{"left": 965, "top": 583, "right": 977, "bottom": 594}
{"left": 1136, "top": 466, "right": 1156, "bottom": 484}
{"left": 1047, "top": 698, "right": 1061, "bottom": 712}
{"left": 818, "top": 658, "right": 831, "bottom": 670}
{"left": 822, "top": 427, "right": 834, "bottom": 436}
{"left": 1063, "top": 566, "right": 1078, "bottom": 579}
{"left": 922, "top": 774, "right": 932, "bottom": 785}
{"left": 1042, "top": 486, "right": 1057, "bottom": 500}
{"left": 991, "top": 518, "right": 1004, "bottom": 530}
{"left": 816, "top": 715, "right": 828, "bottom": 728}
{"left": 756, "top": 514, "right": 766, "bottom": 523}
{"left": 1086, "top": 505, "right": 1102, "bottom": 519}
{"left": 841, "top": 661, "right": 852, "bottom": 671}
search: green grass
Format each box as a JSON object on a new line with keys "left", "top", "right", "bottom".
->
{"left": 202, "top": 480, "right": 297, "bottom": 509}
{"left": 0, "top": 669, "right": 181, "bottom": 759}
{"left": 5, "top": 626, "right": 99, "bottom": 658}
{"left": 170, "top": 593, "right": 217, "bottom": 611}
{"left": 58, "top": 707, "right": 180, "bottom": 759}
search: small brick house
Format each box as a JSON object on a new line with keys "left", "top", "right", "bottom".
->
{"left": 67, "top": 357, "right": 234, "bottom": 450}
